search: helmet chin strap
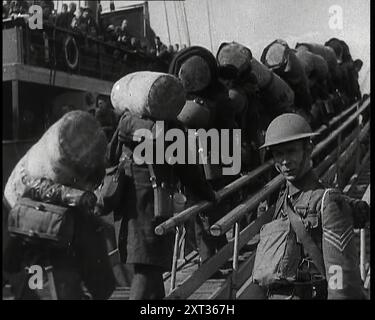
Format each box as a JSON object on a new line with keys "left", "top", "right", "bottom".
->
{"left": 275, "top": 163, "right": 282, "bottom": 174}
{"left": 273, "top": 143, "right": 312, "bottom": 180}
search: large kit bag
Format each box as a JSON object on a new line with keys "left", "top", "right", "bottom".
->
{"left": 295, "top": 49, "right": 329, "bottom": 84}
{"left": 111, "top": 71, "right": 186, "bottom": 120}
{"left": 216, "top": 41, "right": 253, "bottom": 76}
{"left": 169, "top": 45, "right": 219, "bottom": 93}
{"left": 4, "top": 110, "right": 108, "bottom": 208}
{"left": 261, "top": 40, "right": 308, "bottom": 87}
{"left": 251, "top": 58, "right": 295, "bottom": 114}
{"left": 261, "top": 39, "right": 312, "bottom": 111}
{"left": 295, "top": 43, "right": 338, "bottom": 73}
{"left": 295, "top": 43, "right": 340, "bottom": 89}
{"left": 217, "top": 41, "right": 294, "bottom": 117}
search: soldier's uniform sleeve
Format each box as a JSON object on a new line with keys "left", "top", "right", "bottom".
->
{"left": 340, "top": 195, "right": 370, "bottom": 229}
{"left": 22, "top": 176, "right": 91, "bottom": 207}
{"left": 319, "top": 189, "right": 366, "bottom": 299}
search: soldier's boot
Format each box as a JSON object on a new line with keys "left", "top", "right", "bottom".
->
{"left": 129, "top": 264, "right": 165, "bottom": 300}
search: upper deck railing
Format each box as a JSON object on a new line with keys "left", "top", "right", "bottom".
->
{"left": 2, "top": 16, "right": 169, "bottom": 82}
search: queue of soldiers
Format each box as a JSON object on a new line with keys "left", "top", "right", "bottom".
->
{"left": 2, "top": 37, "right": 369, "bottom": 300}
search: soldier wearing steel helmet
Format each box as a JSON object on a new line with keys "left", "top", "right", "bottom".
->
{"left": 241, "top": 113, "right": 367, "bottom": 299}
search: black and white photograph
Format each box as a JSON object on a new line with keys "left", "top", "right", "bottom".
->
{"left": 2, "top": 0, "right": 371, "bottom": 304}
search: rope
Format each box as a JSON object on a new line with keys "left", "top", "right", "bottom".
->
{"left": 181, "top": 1, "right": 191, "bottom": 47}
{"left": 206, "top": 0, "right": 214, "bottom": 52}
{"left": 173, "top": 0, "right": 182, "bottom": 46}
{"left": 50, "top": 14, "right": 57, "bottom": 87}
{"left": 163, "top": 1, "right": 171, "bottom": 45}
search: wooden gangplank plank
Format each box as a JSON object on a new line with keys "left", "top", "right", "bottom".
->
{"left": 165, "top": 209, "right": 273, "bottom": 300}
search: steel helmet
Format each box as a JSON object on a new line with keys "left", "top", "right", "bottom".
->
{"left": 259, "top": 113, "right": 319, "bottom": 149}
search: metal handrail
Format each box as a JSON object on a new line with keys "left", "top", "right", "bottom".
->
{"left": 360, "top": 184, "right": 370, "bottom": 281}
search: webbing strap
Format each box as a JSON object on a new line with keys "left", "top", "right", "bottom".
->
{"left": 286, "top": 195, "right": 326, "bottom": 278}
{"left": 147, "top": 164, "right": 160, "bottom": 217}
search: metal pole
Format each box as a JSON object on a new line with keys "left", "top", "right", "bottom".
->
{"left": 182, "top": 0, "right": 191, "bottom": 47}
{"left": 43, "top": 31, "right": 49, "bottom": 63}
{"left": 45, "top": 266, "right": 58, "bottom": 300}
{"left": 231, "top": 222, "right": 240, "bottom": 299}
{"left": 206, "top": 0, "right": 214, "bottom": 52}
{"left": 143, "top": 2, "right": 148, "bottom": 39}
{"left": 360, "top": 184, "right": 370, "bottom": 282}
{"left": 355, "top": 106, "right": 363, "bottom": 174}
{"left": 163, "top": 1, "right": 171, "bottom": 46}
{"left": 364, "top": 268, "right": 370, "bottom": 290}
{"left": 173, "top": 1, "right": 182, "bottom": 47}
{"left": 12, "top": 80, "right": 19, "bottom": 140}
{"left": 360, "top": 229, "right": 366, "bottom": 281}
{"left": 336, "top": 133, "right": 342, "bottom": 188}
{"left": 178, "top": 226, "right": 187, "bottom": 261}
{"left": 170, "top": 226, "right": 181, "bottom": 293}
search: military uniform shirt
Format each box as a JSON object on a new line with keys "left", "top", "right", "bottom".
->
{"left": 272, "top": 169, "right": 365, "bottom": 299}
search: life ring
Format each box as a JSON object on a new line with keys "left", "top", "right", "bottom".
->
{"left": 63, "top": 36, "right": 79, "bottom": 70}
